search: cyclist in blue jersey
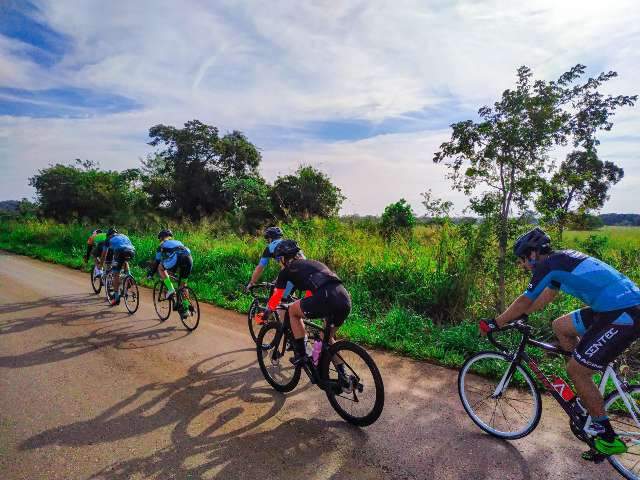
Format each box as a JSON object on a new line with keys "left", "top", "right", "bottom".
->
{"left": 245, "top": 226, "right": 297, "bottom": 307}
{"left": 100, "top": 228, "right": 136, "bottom": 306}
{"left": 146, "top": 229, "right": 194, "bottom": 319}
{"left": 481, "top": 227, "right": 640, "bottom": 458}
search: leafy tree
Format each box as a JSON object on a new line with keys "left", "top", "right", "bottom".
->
{"left": 380, "top": 199, "right": 416, "bottom": 239}
{"left": 421, "top": 189, "right": 453, "bottom": 221}
{"left": 223, "top": 176, "right": 273, "bottom": 233}
{"left": 434, "top": 65, "right": 636, "bottom": 309}
{"left": 536, "top": 150, "right": 623, "bottom": 239}
{"left": 144, "top": 120, "right": 262, "bottom": 219}
{"left": 271, "top": 165, "right": 345, "bottom": 219}
{"left": 567, "top": 213, "right": 605, "bottom": 231}
{"left": 29, "top": 159, "right": 146, "bottom": 223}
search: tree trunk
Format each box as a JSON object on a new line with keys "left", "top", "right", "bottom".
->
{"left": 496, "top": 217, "right": 508, "bottom": 312}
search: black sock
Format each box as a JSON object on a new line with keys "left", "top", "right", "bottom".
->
{"left": 294, "top": 338, "right": 306, "bottom": 357}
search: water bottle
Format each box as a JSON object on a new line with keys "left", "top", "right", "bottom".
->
{"left": 312, "top": 340, "right": 323, "bottom": 366}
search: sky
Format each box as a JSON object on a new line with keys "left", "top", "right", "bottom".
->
{"left": 1, "top": 0, "right": 639, "bottom": 215}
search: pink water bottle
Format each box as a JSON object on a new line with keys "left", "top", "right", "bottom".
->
{"left": 312, "top": 340, "right": 323, "bottom": 366}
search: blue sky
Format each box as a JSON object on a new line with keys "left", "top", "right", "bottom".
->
{"left": 1, "top": 0, "right": 639, "bottom": 214}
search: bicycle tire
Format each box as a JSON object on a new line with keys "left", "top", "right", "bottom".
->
{"left": 90, "top": 269, "right": 102, "bottom": 294}
{"left": 104, "top": 272, "right": 114, "bottom": 302}
{"left": 605, "top": 385, "right": 640, "bottom": 480}
{"left": 248, "top": 298, "right": 261, "bottom": 342}
{"left": 122, "top": 275, "right": 139, "bottom": 314}
{"left": 153, "top": 281, "right": 172, "bottom": 321}
{"left": 179, "top": 287, "right": 200, "bottom": 331}
{"left": 458, "top": 351, "right": 541, "bottom": 440}
{"left": 321, "top": 340, "right": 384, "bottom": 427}
{"left": 256, "top": 323, "right": 300, "bottom": 392}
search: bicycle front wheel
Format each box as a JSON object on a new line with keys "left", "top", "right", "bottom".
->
{"left": 122, "top": 276, "right": 139, "bottom": 314}
{"left": 321, "top": 340, "right": 384, "bottom": 427}
{"left": 153, "top": 281, "right": 172, "bottom": 321}
{"left": 179, "top": 287, "right": 200, "bottom": 331}
{"left": 605, "top": 385, "right": 640, "bottom": 480}
{"left": 90, "top": 269, "right": 102, "bottom": 294}
{"left": 248, "top": 298, "right": 261, "bottom": 342}
{"left": 256, "top": 323, "right": 300, "bottom": 392}
{"left": 458, "top": 351, "right": 541, "bottom": 440}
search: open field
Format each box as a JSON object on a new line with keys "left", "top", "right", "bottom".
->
{"left": 1, "top": 219, "right": 639, "bottom": 378}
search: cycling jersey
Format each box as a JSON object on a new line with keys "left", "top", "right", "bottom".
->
{"left": 105, "top": 234, "right": 135, "bottom": 253}
{"left": 258, "top": 239, "right": 283, "bottom": 267}
{"left": 274, "top": 259, "right": 342, "bottom": 293}
{"left": 524, "top": 250, "right": 640, "bottom": 312}
{"left": 85, "top": 231, "right": 107, "bottom": 260}
{"left": 155, "top": 239, "right": 191, "bottom": 270}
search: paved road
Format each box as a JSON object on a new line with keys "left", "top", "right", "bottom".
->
{"left": 0, "top": 252, "right": 613, "bottom": 479}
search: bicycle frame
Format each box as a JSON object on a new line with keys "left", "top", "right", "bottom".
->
{"left": 489, "top": 320, "right": 640, "bottom": 437}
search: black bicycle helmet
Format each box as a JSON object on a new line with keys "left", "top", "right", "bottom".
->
{"left": 273, "top": 239, "right": 301, "bottom": 259}
{"left": 158, "top": 229, "right": 173, "bottom": 239}
{"left": 264, "top": 226, "right": 283, "bottom": 241}
{"left": 107, "top": 227, "right": 118, "bottom": 236}
{"left": 513, "top": 227, "right": 551, "bottom": 258}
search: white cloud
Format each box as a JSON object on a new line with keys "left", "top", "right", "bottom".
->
{"left": 1, "top": 0, "right": 639, "bottom": 213}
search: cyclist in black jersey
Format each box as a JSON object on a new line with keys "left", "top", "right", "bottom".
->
{"left": 481, "top": 227, "right": 640, "bottom": 457}
{"left": 262, "top": 240, "right": 351, "bottom": 367}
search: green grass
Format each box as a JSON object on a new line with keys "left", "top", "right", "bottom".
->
{"left": 3, "top": 219, "right": 640, "bottom": 382}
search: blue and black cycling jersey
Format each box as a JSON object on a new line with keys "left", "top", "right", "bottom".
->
{"left": 524, "top": 250, "right": 640, "bottom": 312}
{"left": 105, "top": 234, "right": 135, "bottom": 253}
{"left": 155, "top": 239, "right": 191, "bottom": 270}
{"left": 258, "top": 238, "right": 294, "bottom": 297}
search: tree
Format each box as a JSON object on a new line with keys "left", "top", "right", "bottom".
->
{"left": 29, "top": 159, "right": 146, "bottom": 223}
{"left": 536, "top": 150, "right": 623, "bottom": 239}
{"left": 380, "top": 199, "right": 416, "bottom": 239}
{"left": 222, "top": 176, "right": 273, "bottom": 233}
{"left": 144, "top": 120, "right": 262, "bottom": 219}
{"left": 271, "top": 165, "right": 345, "bottom": 219}
{"left": 434, "top": 65, "right": 636, "bottom": 309}
{"left": 421, "top": 189, "right": 453, "bottom": 219}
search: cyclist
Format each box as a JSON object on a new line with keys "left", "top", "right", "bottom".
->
{"left": 245, "top": 226, "right": 297, "bottom": 324}
{"left": 146, "top": 229, "right": 194, "bottom": 319}
{"left": 481, "top": 227, "right": 640, "bottom": 458}
{"left": 262, "top": 240, "right": 351, "bottom": 373}
{"left": 84, "top": 229, "right": 107, "bottom": 277}
{"left": 100, "top": 228, "right": 136, "bottom": 306}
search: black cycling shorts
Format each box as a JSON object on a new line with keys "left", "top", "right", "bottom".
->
{"left": 573, "top": 305, "right": 640, "bottom": 371}
{"left": 300, "top": 283, "right": 351, "bottom": 327}
{"left": 112, "top": 248, "right": 135, "bottom": 272}
{"left": 168, "top": 254, "right": 193, "bottom": 281}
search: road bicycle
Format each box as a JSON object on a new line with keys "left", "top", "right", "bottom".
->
{"left": 256, "top": 305, "right": 384, "bottom": 426}
{"left": 458, "top": 316, "right": 640, "bottom": 479}
{"left": 246, "top": 283, "right": 300, "bottom": 342}
{"left": 152, "top": 273, "right": 200, "bottom": 331}
{"left": 103, "top": 262, "right": 139, "bottom": 314}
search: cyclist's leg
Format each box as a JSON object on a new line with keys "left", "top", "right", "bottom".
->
{"left": 159, "top": 260, "right": 176, "bottom": 297}
{"left": 177, "top": 255, "right": 193, "bottom": 314}
{"left": 553, "top": 308, "right": 588, "bottom": 352}
{"left": 572, "top": 306, "right": 640, "bottom": 453}
{"left": 110, "top": 250, "right": 124, "bottom": 303}
{"left": 287, "top": 300, "right": 308, "bottom": 361}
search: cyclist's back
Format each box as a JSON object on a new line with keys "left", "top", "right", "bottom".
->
{"left": 525, "top": 249, "right": 640, "bottom": 312}
{"left": 107, "top": 233, "right": 135, "bottom": 253}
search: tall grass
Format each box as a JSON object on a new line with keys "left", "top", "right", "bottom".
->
{"left": 2, "top": 219, "right": 640, "bottom": 377}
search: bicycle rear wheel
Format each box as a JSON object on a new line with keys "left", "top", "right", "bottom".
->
{"left": 458, "top": 351, "right": 541, "bottom": 440}
{"left": 104, "top": 273, "right": 115, "bottom": 302}
{"left": 153, "top": 281, "right": 172, "bottom": 321}
{"left": 321, "top": 340, "right": 384, "bottom": 427}
{"left": 256, "top": 323, "right": 300, "bottom": 392}
{"left": 605, "top": 385, "right": 640, "bottom": 480}
{"left": 179, "top": 287, "right": 200, "bottom": 331}
{"left": 122, "top": 275, "right": 139, "bottom": 314}
{"left": 90, "top": 269, "right": 102, "bottom": 294}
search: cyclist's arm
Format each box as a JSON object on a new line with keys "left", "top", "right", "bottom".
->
{"left": 266, "top": 270, "right": 289, "bottom": 309}
{"left": 84, "top": 243, "right": 92, "bottom": 261}
{"left": 250, "top": 263, "right": 266, "bottom": 285}
{"left": 527, "top": 287, "right": 558, "bottom": 313}
{"left": 495, "top": 294, "right": 533, "bottom": 327}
